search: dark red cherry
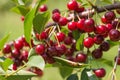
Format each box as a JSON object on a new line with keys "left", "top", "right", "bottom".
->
{"left": 83, "top": 37, "right": 94, "bottom": 48}
{"left": 114, "top": 56, "right": 120, "bottom": 65}
{"left": 21, "top": 50, "right": 28, "bottom": 62}
{"left": 109, "top": 29, "right": 120, "bottom": 41}
{"left": 76, "top": 53, "right": 87, "bottom": 63}
{"left": 52, "top": 9, "right": 60, "bottom": 14}
{"left": 94, "top": 68, "right": 106, "bottom": 78}
{"left": 35, "top": 44, "right": 45, "bottom": 55}
{"left": 11, "top": 49, "right": 20, "bottom": 58}
{"left": 56, "top": 44, "right": 67, "bottom": 56}
{"left": 92, "top": 48, "right": 103, "bottom": 59}
{"left": 67, "top": 22, "right": 77, "bottom": 31}
{"left": 94, "top": 35, "right": 104, "bottom": 44}
{"left": 52, "top": 13, "right": 61, "bottom": 22}
{"left": 12, "top": 63, "right": 17, "bottom": 70}
{"left": 3, "top": 44, "right": 12, "bottom": 54}
{"left": 100, "top": 41, "right": 110, "bottom": 51}
{"left": 64, "top": 37, "right": 73, "bottom": 45}
{"left": 47, "top": 46, "right": 57, "bottom": 56}
{"left": 105, "top": 11, "right": 115, "bottom": 21}
{"left": 56, "top": 32, "right": 66, "bottom": 42}
{"left": 39, "top": 31, "right": 48, "bottom": 40}
{"left": 101, "top": 15, "right": 111, "bottom": 24}
{"left": 58, "top": 17, "right": 68, "bottom": 26}
{"left": 39, "top": 4, "right": 47, "bottom": 12}
{"left": 67, "top": 0, "right": 78, "bottom": 10}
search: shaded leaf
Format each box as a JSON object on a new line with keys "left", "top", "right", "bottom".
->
{"left": 67, "top": 73, "right": 78, "bottom": 80}
{"left": 54, "top": 57, "right": 88, "bottom": 68}
{"left": 0, "top": 34, "right": 10, "bottom": 50}
{"left": 76, "top": 33, "right": 84, "bottom": 50}
{"left": 33, "top": 11, "right": 50, "bottom": 33}
{"left": 81, "top": 68, "right": 91, "bottom": 80}
{"left": 11, "top": 5, "right": 29, "bottom": 16}
{"left": 27, "top": 55, "right": 45, "bottom": 70}
{"left": 72, "top": 30, "right": 80, "bottom": 40}
{"left": 107, "top": 40, "right": 120, "bottom": 48}
{"left": 59, "top": 66, "right": 73, "bottom": 78}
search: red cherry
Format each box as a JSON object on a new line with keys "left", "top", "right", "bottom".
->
{"left": 77, "top": 19, "right": 85, "bottom": 31}
{"left": 58, "top": 17, "right": 68, "bottom": 26}
{"left": 39, "top": 31, "right": 48, "bottom": 40}
{"left": 35, "top": 44, "right": 45, "bottom": 55}
{"left": 94, "top": 35, "right": 104, "bottom": 44}
{"left": 64, "top": 37, "right": 73, "bottom": 45}
{"left": 109, "top": 29, "right": 120, "bottom": 41}
{"left": 75, "top": 6, "right": 85, "bottom": 12}
{"left": 21, "top": 50, "right": 28, "bottom": 62}
{"left": 67, "top": 0, "right": 78, "bottom": 10}
{"left": 52, "top": 9, "right": 60, "bottom": 14}
{"left": 34, "top": 68, "right": 43, "bottom": 76}
{"left": 12, "top": 49, "right": 20, "bottom": 58}
{"left": 101, "top": 15, "right": 111, "bottom": 24}
{"left": 14, "top": 40, "right": 23, "bottom": 50}
{"left": 106, "top": 23, "right": 113, "bottom": 31}
{"left": 3, "top": 44, "right": 12, "bottom": 54}
{"left": 56, "top": 44, "right": 67, "bottom": 56}
{"left": 68, "top": 22, "right": 77, "bottom": 31}
{"left": 105, "top": 11, "right": 115, "bottom": 21}
{"left": 52, "top": 13, "right": 61, "bottom": 22}
{"left": 76, "top": 53, "right": 87, "bottom": 63}
{"left": 94, "top": 68, "right": 106, "bottom": 78}
{"left": 83, "top": 37, "right": 94, "bottom": 48}
{"left": 65, "top": 49, "right": 74, "bottom": 56}
{"left": 39, "top": 4, "right": 47, "bottom": 12}
{"left": 56, "top": 32, "right": 66, "bottom": 42}
{"left": 12, "top": 63, "right": 17, "bottom": 70}
{"left": 95, "top": 25, "right": 107, "bottom": 35}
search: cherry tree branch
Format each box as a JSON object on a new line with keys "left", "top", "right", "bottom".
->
{"left": 46, "top": 2, "right": 120, "bottom": 28}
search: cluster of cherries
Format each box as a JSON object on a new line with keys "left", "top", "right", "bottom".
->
{"left": 3, "top": 0, "right": 120, "bottom": 78}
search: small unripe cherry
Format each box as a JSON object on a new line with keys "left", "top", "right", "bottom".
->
{"left": 35, "top": 44, "right": 45, "bottom": 55}
{"left": 67, "top": 22, "right": 77, "bottom": 31}
{"left": 58, "top": 17, "right": 68, "bottom": 26}
{"left": 39, "top": 4, "right": 47, "bottom": 12}
{"left": 76, "top": 53, "right": 87, "bottom": 63}
{"left": 67, "top": 0, "right": 78, "bottom": 10}
{"left": 83, "top": 37, "right": 94, "bottom": 48}
{"left": 93, "top": 68, "right": 106, "bottom": 78}
{"left": 56, "top": 32, "right": 66, "bottom": 42}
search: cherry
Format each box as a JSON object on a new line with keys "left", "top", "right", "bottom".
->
{"left": 39, "top": 31, "right": 48, "bottom": 40}
{"left": 35, "top": 44, "right": 45, "bottom": 55}
{"left": 67, "top": 22, "right": 77, "bottom": 31}
{"left": 101, "top": 15, "right": 111, "bottom": 24}
{"left": 58, "top": 17, "right": 68, "bottom": 26}
{"left": 94, "top": 34, "right": 104, "bottom": 45}
{"left": 106, "top": 23, "right": 113, "bottom": 31}
{"left": 14, "top": 40, "right": 23, "bottom": 50}
{"left": 64, "top": 36, "right": 73, "bottom": 45}
{"left": 100, "top": 41, "right": 110, "bottom": 51}
{"left": 35, "top": 33, "right": 40, "bottom": 40}
{"left": 52, "top": 13, "right": 61, "bottom": 22}
{"left": 75, "top": 6, "right": 85, "bottom": 12}
{"left": 93, "top": 68, "right": 106, "bottom": 78}
{"left": 105, "top": 11, "right": 115, "bottom": 21}
{"left": 114, "top": 56, "right": 120, "bottom": 65}
{"left": 11, "top": 49, "right": 20, "bottom": 58}
{"left": 76, "top": 53, "right": 87, "bottom": 63}
{"left": 21, "top": 50, "right": 28, "bottom": 62}
{"left": 34, "top": 68, "right": 43, "bottom": 76}
{"left": 56, "top": 44, "right": 67, "bottom": 56}
{"left": 92, "top": 48, "right": 103, "bottom": 59}
{"left": 12, "top": 63, "right": 17, "bottom": 70}
{"left": 67, "top": 0, "right": 78, "bottom": 10}
{"left": 77, "top": 19, "right": 85, "bottom": 31}
{"left": 83, "top": 37, "right": 94, "bottom": 48}
{"left": 95, "top": 25, "right": 107, "bottom": 35}
{"left": 47, "top": 46, "right": 57, "bottom": 56}
{"left": 84, "top": 18, "right": 95, "bottom": 33}
{"left": 39, "top": 4, "right": 47, "bottom": 12}
{"left": 109, "top": 29, "right": 120, "bottom": 41}
{"left": 3, "top": 44, "right": 12, "bottom": 54}
{"left": 21, "top": 16, "right": 24, "bottom": 21}
{"left": 65, "top": 48, "right": 74, "bottom": 56}
{"left": 56, "top": 32, "right": 66, "bottom": 42}
{"left": 52, "top": 9, "right": 60, "bottom": 14}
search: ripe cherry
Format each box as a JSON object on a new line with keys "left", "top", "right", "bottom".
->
{"left": 101, "top": 15, "right": 111, "bottom": 24}
{"left": 58, "top": 17, "right": 68, "bottom": 26}
{"left": 112, "top": 19, "right": 120, "bottom": 29}
{"left": 64, "top": 37, "right": 73, "bottom": 45}
{"left": 56, "top": 32, "right": 66, "bottom": 42}
{"left": 77, "top": 19, "right": 85, "bottom": 31}
{"left": 11, "top": 49, "right": 20, "bottom": 58}
{"left": 39, "top": 31, "right": 48, "bottom": 40}
{"left": 35, "top": 44, "right": 45, "bottom": 55}
{"left": 12, "top": 63, "right": 17, "bottom": 70}
{"left": 92, "top": 48, "right": 103, "bottom": 59}
{"left": 21, "top": 50, "right": 28, "bottom": 62}
{"left": 65, "top": 48, "right": 74, "bottom": 56}
{"left": 83, "top": 37, "right": 94, "bottom": 48}
{"left": 93, "top": 68, "right": 106, "bottom": 78}
{"left": 67, "top": 22, "right": 77, "bottom": 31}
{"left": 95, "top": 25, "right": 107, "bottom": 35}
{"left": 105, "top": 11, "right": 115, "bottom": 21}
{"left": 109, "top": 29, "right": 120, "bottom": 41}
{"left": 3, "top": 44, "right": 12, "bottom": 54}
{"left": 14, "top": 40, "right": 23, "bottom": 50}
{"left": 100, "top": 41, "right": 110, "bottom": 51}
{"left": 52, "top": 9, "right": 60, "bottom": 14}
{"left": 67, "top": 0, "right": 78, "bottom": 10}
{"left": 76, "top": 53, "right": 87, "bottom": 63}
{"left": 114, "top": 56, "right": 120, "bottom": 65}
{"left": 39, "top": 4, "right": 47, "bottom": 12}
{"left": 106, "top": 23, "right": 113, "bottom": 32}
{"left": 56, "top": 44, "right": 67, "bottom": 56}
{"left": 52, "top": 13, "right": 61, "bottom": 22}
{"left": 47, "top": 46, "right": 57, "bottom": 56}
{"left": 94, "top": 34, "right": 104, "bottom": 44}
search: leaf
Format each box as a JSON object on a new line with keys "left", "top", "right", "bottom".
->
{"left": 1, "top": 58, "right": 13, "bottom": 71}
{"left": 72, "top": 30, "right": 80, "bottom": 40}
{"left": 28, "top": 48, "right": 36, "bottom": 59}
{"left": 67, "top": 74, "right": 78, "bottom": 80}
{"left": 0, "top": 34, "right": 10, "bottom": 50}
{"left": 0, "top": 75, "right": 6, "bottom": 80}
{"left": 76, "top": 0, "right": 82, "bottom": 2}
{"left": 11, "top": 5, "right": 29, "bottom": 16}
{"left": 27, "top": 55, "right": 45, "bottom": 70}
{"left": 76, "top": 33, "right": 85, "bottom": 50}
{"left": 54, "top": 57, "right": 89, "bottom": 68}
{"left": 18, "top": 0, "right": 25, "bottom": 5}
{"left": 59, "top": 66, "right": 73, "bottom": 78}
{"left": 107, "top": 40, "right": 120, "bottom": 48}
{"left": 33, "top": 11, "right": 50, "bottom": 33}
{"left": 81, "top": 68, "right": 90, "bottom": 80}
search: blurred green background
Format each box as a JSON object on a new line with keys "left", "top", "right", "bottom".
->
{"left": 0, "top": 0, "right": 120, "bottom": 80}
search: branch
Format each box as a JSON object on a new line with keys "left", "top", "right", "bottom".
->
{"left": 46, "top": 2, "right": 120, "bottom": 27}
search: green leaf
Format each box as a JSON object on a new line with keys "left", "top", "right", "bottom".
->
{"left": 27, "top": 55, "right": 45, "bottom": 70}
{"left": 0, "top": 34, "right": 10, "bottom": 50}
{"left": 81, "top": 68, "right": 90, "bottom": 80}
{"left": 0, "top": 75, "right": 6, "bottom": 80}
{"left": 76, "top": 0, "right": 82, "bottom": 2}
{"left": 11, "top": 5, "right": 29, "bottom": 16}
{"left": 107, "top": 40, "right": 120, "bottom": 48}
{"left": 54, "top": 57, "right": 89, "bottom": 68}
{"left": 67, "top": 74, "right": 78, "bottom": 80}
{"left": 76, "top": 33, "right": 85, "bottom": 50}
{"left": 59, "top": 66, "right": 73, "bottom": 78}
{"left": 1, "top": 58, "right": 13, "bottom": 71}
{"left": 33, "top": 12, "right": 50, "bottom": 33}
{"left": 72, "top": 30, "right": 80, "bottom": 40}
{"left": 28, "top": 48, "right": 36, "bottom": 59}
